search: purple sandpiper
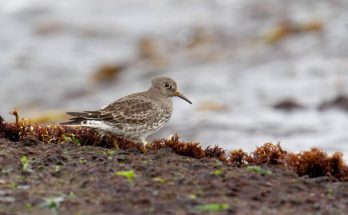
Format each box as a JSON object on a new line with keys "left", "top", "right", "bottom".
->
{"left": 62, "top": 77, "right": 192, "bottom": 150}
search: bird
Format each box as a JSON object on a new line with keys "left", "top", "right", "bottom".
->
{"left": 61, "top": 76, "right": 192, "bottom": 152}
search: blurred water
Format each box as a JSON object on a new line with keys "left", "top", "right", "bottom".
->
{"left": 1, "top": 0, "right": 348, "bottom": 158}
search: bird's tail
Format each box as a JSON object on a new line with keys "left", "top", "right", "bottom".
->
{"left": 60, "top": 112, "right": 87, "bottom": 125}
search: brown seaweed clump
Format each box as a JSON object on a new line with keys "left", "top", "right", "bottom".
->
{"left": 0, "top": 113, "right": 137, "bottom": 150}
{"left": 1, "top": 115, "right": 348, "bottom": 181}
{"left": 157, "top": 135, "right": 205, "bottom": 159}
{"left": 151, "top": 135, "right": 226, "bottom": 161}
{"left": 229, "top": 149, "right": 249, "bottom": 167}
{"left": 229, "top": 142, "right": 348, "bottom": 180}
{"left": 0, "top": 115, "right": 20, "bottom": 142}
{"left": 248, "top": 143, "right": 287, "bottom": 165}
{"left": 285, "top": 149, "right": 348, "bottom": 180}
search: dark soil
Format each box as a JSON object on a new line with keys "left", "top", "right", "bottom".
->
{"left": 1, "top": 138, "right": 348, "bottom": 215}
{"left": 1, "top": 115, "right": 348, "bottom": 214}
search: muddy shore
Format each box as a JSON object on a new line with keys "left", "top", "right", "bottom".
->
{"left": 1, "top": 138, "right": 348, "bottom": 215}
{"left": 0, "top": 117, "right": 348, "bottom": 214}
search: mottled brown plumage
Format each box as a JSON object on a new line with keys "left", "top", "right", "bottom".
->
{"left": 62, "top": 77, "right": 192, "bottom": 149}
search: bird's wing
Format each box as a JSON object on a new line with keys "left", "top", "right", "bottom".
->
{"left": 103, "top": 97, "right": 158, "bottom": 124}
{"left": 64, "top": 96, "right": 158, "bottom": 126}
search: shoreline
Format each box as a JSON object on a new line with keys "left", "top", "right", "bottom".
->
{"left": 1, "top": 116, "right": 348, "bottom": 214}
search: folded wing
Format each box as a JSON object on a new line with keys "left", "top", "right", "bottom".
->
{"left": 62, "top": 97, "right": 158, "bottom": 127}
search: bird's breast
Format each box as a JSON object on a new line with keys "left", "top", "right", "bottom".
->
{"left": 161, "top": 99, "right": 173, "bottom": 118}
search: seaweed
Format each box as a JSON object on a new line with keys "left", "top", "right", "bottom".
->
{"left": 162, "top": 134, "right": 205, "bottom": 159}
{"left": 204, "top": 145, "right": 226, "bottom": 161}
{"left": 285, "top": 149, "right": 348, "bottom": 180}
{"left": 229, "top": 149, "right": 249, "bottom": 167}
{"left": 234, "top": 143, "right": 348, "bottom": 180}
{"left": 0, "top": 115, "right": 4, "bottom": 137}
{"left": 249, "top": 142, "right": 286, "bottom": 165}
{"left": 1, "top": 114, "right": 348, "bottom": 181}
{"left": 0, "top": 113, "right": 20, "bottom": 142}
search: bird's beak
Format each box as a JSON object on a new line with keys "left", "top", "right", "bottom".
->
{"left": 174, "top": 91, "right": 192, "bottom": 104}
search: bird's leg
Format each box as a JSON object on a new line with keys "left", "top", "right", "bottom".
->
{"left": 139, "top": 138, "right": 148, "bottom": 154}
{"left": 97, "top": 133, "right": 106, "bottom": 146}
{"left": 102, "top": 133, "right": 119, "bottom": 151}
{"left": 111, "top": 136, "right": 120, "bottom": 151}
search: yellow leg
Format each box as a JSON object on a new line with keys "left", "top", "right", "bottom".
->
{"left": 111, "top": 136, "right": 119, "bottom": 151}
{"left": 139, "top": 138, "right": 148, "bottom": 154}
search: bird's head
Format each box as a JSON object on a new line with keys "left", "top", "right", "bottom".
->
{"left": 151, "top": 77, "right": 192, "bottom": 104}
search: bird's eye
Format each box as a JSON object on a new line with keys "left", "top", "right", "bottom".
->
{"left": 164, "top": 83, "right": 170, "bottom": 88}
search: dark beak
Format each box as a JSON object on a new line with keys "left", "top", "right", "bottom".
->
{"left": 174, "top": 91, "right": 192, "bottom": 104}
